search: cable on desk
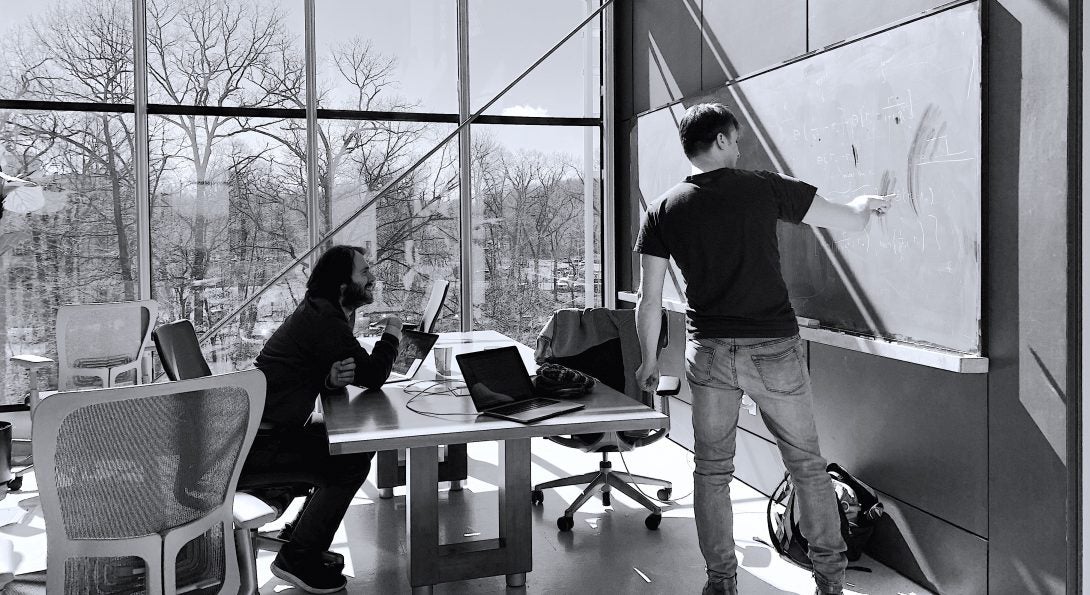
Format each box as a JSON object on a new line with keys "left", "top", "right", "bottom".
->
{"left": 402, "top": 379, "right": 478, "bottom": 419}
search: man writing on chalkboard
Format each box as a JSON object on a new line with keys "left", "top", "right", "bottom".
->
{"left": 633, "top": 103, "right": 890, "bottom": 595}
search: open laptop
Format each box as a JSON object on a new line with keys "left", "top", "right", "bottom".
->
{"left": 386, "top": 329, "right": 440, "bottom": 383}
{"left": 456, "top": 346, "right": 584, "bottom": 424}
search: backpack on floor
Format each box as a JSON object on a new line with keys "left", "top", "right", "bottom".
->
{"left": 766, "top": 463, "right": 885, "bottom": 569}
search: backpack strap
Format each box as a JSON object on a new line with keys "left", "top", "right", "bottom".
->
{"left": 766, "top": 472, "right": 792, "bottom": 558}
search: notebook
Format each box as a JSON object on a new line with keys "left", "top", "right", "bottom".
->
{"left": 456, "top": 346, "right": 584, "bottom": 424}
{"left": 386, "top": 329, "right": 440, "bottom": 383}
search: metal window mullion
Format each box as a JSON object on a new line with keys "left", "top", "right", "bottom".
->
{"left": 602, "top": 0, "right": 617, "bottom": 309}
{"left": 583, "top": 0, "right": 597, "bottom": 306}
{"left": 132, "top": 0, "right": 152, "bottom": 300}
{"left": 305, "top": 0, "right": 322, "bottom": 252}
{"left": 457, "top": 0, "right": 473, "bottom": 331}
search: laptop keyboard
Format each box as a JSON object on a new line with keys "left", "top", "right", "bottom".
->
{"left": 492, "top": 398, "right": 555, "bottom": 416}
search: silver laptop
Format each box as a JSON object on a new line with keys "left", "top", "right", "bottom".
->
{"left": 456, "top": 346, "right": 584, "bottom": 424}
{"left": 386, "top": 329, "right": 440, "bottom": 383}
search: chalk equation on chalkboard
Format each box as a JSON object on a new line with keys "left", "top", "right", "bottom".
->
{"left": 635, "top": 2, "right": 982, "bottom": 355}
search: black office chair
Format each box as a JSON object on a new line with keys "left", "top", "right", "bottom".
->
{"left": 152, "top": 319, "right": 339, "bottom": 592}
{"left": 531, "top": 307, "right": 675, "bottom": 531}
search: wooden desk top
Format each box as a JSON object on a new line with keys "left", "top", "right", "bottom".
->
{"left": 322, "top": 331, "right": 669, "bottom": 455}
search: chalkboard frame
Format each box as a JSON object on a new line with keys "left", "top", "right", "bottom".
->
{"left": 624, "top": 0, "right": 988, "bottom": 370}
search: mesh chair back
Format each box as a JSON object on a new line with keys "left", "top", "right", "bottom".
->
{"left": 34, "top": 369, "right": 265, "bottom": 595}
{"left": 153, "top": 320, "right": 213, "bottom": 381}
{"left": 57, "top": 300, "right": 158, "bottom": 389}
{"left": 420, "top": 279, "right": 450, "bottom": 333}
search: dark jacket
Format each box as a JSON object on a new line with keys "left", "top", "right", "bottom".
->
{"left": 255, "top": 294, "right": 399, "bottom": 429}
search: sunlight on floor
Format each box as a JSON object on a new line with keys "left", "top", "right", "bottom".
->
{"left": 250, "top": 437, "right": 933, "bottom": 594}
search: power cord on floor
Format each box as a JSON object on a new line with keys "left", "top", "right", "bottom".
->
{"left": 616, "top": 449, "right": 695, "bottom": 504}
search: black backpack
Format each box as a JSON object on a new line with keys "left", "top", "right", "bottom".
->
{"left": 766, "top": 463, "right": 884, "bottom": 568}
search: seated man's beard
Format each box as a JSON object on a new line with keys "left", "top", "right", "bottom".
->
{"left": 342, "top": 280, "right": 372, "bottom": 309}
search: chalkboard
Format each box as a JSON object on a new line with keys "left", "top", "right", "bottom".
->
{"left": 634, "top": 2, "right": 982, "bottom": 355}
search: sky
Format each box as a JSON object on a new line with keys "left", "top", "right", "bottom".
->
{"left": 1, "top": 0, "right": 600, "bottom": 158}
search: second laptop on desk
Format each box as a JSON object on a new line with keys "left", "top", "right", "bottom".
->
{"left": 456, "top": 346, "right": 584, "bottom": 424}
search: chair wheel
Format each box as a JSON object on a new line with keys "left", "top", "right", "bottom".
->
{"left": 531, "top": 490, "right": 544, "bottom": 505}
{"left": 7, "top": 476, "right": 22, "bottom": 491}
{"left": 656, "top": 488, "right": 672, "bottom": 501}
{"left": 557, "top": 515, "right": 574, "bottom": 532}
{"left": 645, "top": 513, "right": 662, "bottom": 530}
{"left": 601, "top": 492, "right": 610, "bottom": 506}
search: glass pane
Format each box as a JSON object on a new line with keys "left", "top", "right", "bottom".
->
{"left": 323, "top": 121, "right": 462, "bottom": 335}
{"left": 146, "top": 0, "right": 305, "bottom": 108}
{"left": 150, "top": 116, "right": 308, "bottom": 373}
{"left": 1, "top": 0, "right": 135, "bottom": 103}
{"left": 634, "top": 103, "right": 689, "bottom": 302}
{"left": 470, "top": 0, "right": 600, "bottom": 118}
{"left": 2, "top": 110, "right": 138, "bottom": 404}
{"left": 471, "top": 125, "right": 600, "bottom": 346}
{"left": 315, "top": 0, "right": 458, "bottom": 113}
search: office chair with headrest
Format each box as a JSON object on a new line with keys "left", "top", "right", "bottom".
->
{"left": 8, "top": 300, "right": 159, "bottom": 492}
{"left": 531, "top": 307, "right": 675, "bottom": 531}
{"left": 376, "top": 277, "right": 468, "bottom": 498}
{"left": 152, "top": 319, "right": 338, "bottom": 594}
{"left": 33, "top": 368, "right": 266, "bottom": 594}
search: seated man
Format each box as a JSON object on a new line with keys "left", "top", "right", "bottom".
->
{"left": 245, "top": 244, "right": 402, "bottom": 593}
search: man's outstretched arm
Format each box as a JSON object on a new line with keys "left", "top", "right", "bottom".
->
{"left": 635, "top": 254, "right": 669, "bottom": 392}
{"left": 802, "top": 193, "right": 892, "bottom": 231}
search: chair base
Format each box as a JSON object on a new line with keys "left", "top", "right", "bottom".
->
{"left": 534, "top": 454, "right": 671, "bottom": 520}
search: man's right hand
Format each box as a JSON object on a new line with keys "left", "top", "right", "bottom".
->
{"left": 860, "top": 194, "right": 893, "bottom": 216}
{"left": 370, "top": 315, "right": 403, "bottom": 340}
{"left": 635, "top": 359, "right": 660, "bottom": 394}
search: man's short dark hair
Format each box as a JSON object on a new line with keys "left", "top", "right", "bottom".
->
{"left": 306, "top": 245, "right": 368, "bottom": 302}
{"left": 678, "top": 103, "right": 739, "bottom": 159}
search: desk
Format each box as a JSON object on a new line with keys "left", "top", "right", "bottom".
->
{"left": 322, "top": 330, "right": 669, "bottom": 594}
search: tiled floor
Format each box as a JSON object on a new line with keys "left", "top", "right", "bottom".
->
{"left": 0, "top": 437, "right": 932, "bottom": 594}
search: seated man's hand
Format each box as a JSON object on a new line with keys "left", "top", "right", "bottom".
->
{"left": 369, "top": 315, "right": 403, "bottom": 340}
{"left": 326, "top": 357, "right": 356, "bottom": 389}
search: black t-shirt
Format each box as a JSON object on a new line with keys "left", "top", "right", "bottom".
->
{"left": 633, "top": 167, "right": 816, "bottom": 338}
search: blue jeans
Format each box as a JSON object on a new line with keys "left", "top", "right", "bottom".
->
{"left": 686, "top": 335, "right": 846, "bottom": 593}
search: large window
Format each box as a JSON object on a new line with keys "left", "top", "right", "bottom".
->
{"left": 0, "top": 0, "right": 605, "bottom": 405}
{"left": 471, "top": 125, "right": 600, "bottom": 345}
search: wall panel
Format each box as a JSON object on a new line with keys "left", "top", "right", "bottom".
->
{"left": 630, "top": 0, "right": 702, "bottom": 115}
{"left": 808, "top": 0, "right": 952, "bottom": 49}
{"left": 700, "top": 0, "right": 806, "bottom": 90}
{"left": 986, "top": 0, "right": 1071, "bottom": 591}
{"left": 810, "top": 344, "right": 988, "bottom": 538}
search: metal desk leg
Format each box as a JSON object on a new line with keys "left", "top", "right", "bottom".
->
{"left": 405, "top": 439, "right": 533, "bottom": 591}
{"left": 407, "top": 445, "right": 440, "bottom": 591}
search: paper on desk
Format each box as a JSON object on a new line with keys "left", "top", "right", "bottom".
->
{"left": 0, "top": 508, "right": 26, "bottom": 527}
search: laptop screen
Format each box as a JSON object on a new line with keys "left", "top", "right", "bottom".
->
{"left": 456, "top": 346, "right": 536, "bottom": 410}
{"left": 391, "top": 329, "right": 440, "bottom": 376}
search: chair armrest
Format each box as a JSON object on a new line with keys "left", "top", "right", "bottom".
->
{"left": 233, "top": 492, "right": 278, "bottom": 529}
{"left": 655, "top": 375, "right": 680, "bottom": 396}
